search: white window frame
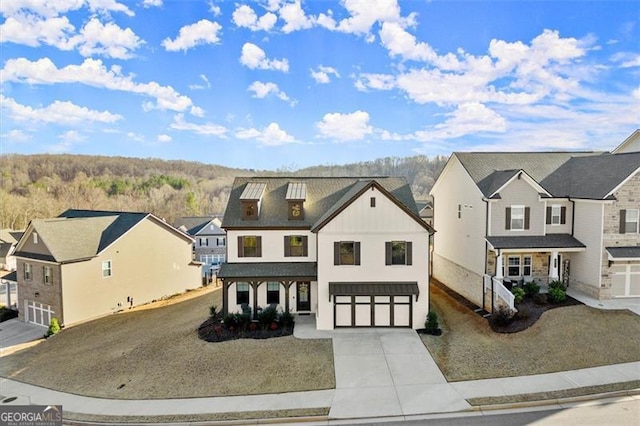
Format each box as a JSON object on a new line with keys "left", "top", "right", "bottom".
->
{"left": 43, "top": 266, "right": 52, "bottom": 285}
{"left": 216, "top": 236, "right": 226, "bottom": 247}
{"left": 551, "top": 205, "right": 561, "bottom": 225}
{"left": 523, "top": 255, "right": 532, "bottom": 277}
{"left": 24, "top": 263, "right": 32, "bottom": 280}
{"left": 507, "top": 255, "right": 521, "bottom": 277}
{"left": 102, "top": 260, "right": 112, "bottom": 278}
{"left": 625, "top": 209, "right": 639, "bottom": 234}
{"left": 199, "top": 237, "right": 208, "bottom": 247}
{"left": 511, "top": 205, "right": 525, "bottom": 231}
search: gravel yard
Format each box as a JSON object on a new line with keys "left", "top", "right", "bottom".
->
{"left": 0, "top": 286, "right": 335, "bottom": 399}
{"left": 422, "top": 283, "right": 640, "bottom": 382}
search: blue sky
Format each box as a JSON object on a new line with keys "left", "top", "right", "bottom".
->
{"left": 1, "top": 0, "right": 638, "bottom": 170}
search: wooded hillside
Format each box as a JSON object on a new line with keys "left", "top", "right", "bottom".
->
{"left": 0, "top": 154, "right": 446, "bottom": 229}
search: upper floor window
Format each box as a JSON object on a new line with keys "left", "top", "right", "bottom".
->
{"left": 547, "top": 205, "right": 566, "bottom": 225}
{"left": 506, "top": 206, "right": 530, "bottom": 230}
{"left": 241, "top": 201, "right": 258, "bottom": 220}
{"left": 370, "top": 197, "right": 376, "bottom": 207}
{"left": 238, "top": 236, "right": 262, "bottom": 257}
{"left": 457, "top": 204, "right": 462, "bottom": 219}
{"left": 385, "top": 241, "right": 413, "bottom": 265}
{"left": 334, "top": 241, "right": 361, "bottom": 265}
{"left": 284, "top": 235, "right": 308, "bottom": 257}
{"left": 216, "top": 237, "right": 226, "bottom": 247}
{"left": 199, "top": 237, "right": 208, "bottom": 247}
{"left": 24, "top": 263, "right": 32, "bottom": 280}
{"left": 288, "top": 201, "right": 304, "bottom": 220}
{"left": 621, "top": 209, "right": 639, "bottom": 234}
{"left": 43, "top": 266, "right": 52, "bottom": 285}
{"left": 102, "top": 260, "right": 112, "bottom": 278}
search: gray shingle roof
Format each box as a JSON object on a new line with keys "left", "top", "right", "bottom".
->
{"left": 606, "top": 246, "right": 640, "bottom": 259}
{"left": 173, "top": 217, "right": 224, "bottom": 236}
{"left": 541, "top": 152, "right": 640, "bottom": 199}
{"left": 218, "top": 262, "right": 317, "bottom": 280}
{"left": 486, "top": 234, "right": 586, "bottom": 250}
{"left": 222, "top": 177, "right": 422, "bottom": 230}
{"left": 455, "top": 152, "right": 600, "bottom": 197}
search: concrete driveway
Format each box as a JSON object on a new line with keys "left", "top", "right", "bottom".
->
{"left": 329, "top": 328, "right": 470, "bottom": 418}
{"left": 0, "top": 319, "right": 45, "bottom": 355}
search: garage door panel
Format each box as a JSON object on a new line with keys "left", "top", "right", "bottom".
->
{"left": 335, "top": 304, "right": 352, "bottom": 327}
{"left": 26, "top": 300, "right": 54, "bottom": 327}
{"left": 631, "top": 274, "right": 640, "bottom": 296}
{"left": 394, "top": 304, "right": 410, "bottom": 327}
{"left": 374, "top": 304, "right": 390, "bottom": 326}
{"left": 611, "top": 274, "right": 626, "bottom": 297}
{"left": 355, "top": 304, "right": 371, "bottom": 326}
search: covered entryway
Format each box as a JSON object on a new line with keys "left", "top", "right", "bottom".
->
{"left": 607, "top": 247, "right": 640, "bottom": 298}
{"left": 330, "top": 282, "right": 419, "bottom": 328}
{"left": 24, "top": 300, "right": 54, "bottom": 327}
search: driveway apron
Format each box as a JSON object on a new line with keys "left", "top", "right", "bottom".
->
{"left": 329, "top": 328, "right": 470, "bottom": 419}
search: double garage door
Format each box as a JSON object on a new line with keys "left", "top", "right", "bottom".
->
{"left": 330, "top": 282, "right": 419, "bottom": 328}
{"left": 334, "top": 295, "right": 412, "bottom": 327}
{"left": 610, "top": 263, "right": 640, "bottom": 297}
{"left": 25, "top": 300, "right": 55, "bottom": 327}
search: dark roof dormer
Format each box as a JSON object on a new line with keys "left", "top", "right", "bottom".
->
{"left": 286, "top": 182, "right": 306, "bottom": 220}
{"left": 240, "top": 182, "right": 266, "bottom": 220}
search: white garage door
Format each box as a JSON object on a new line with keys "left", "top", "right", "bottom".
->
{"left": 610, "top": 264, "right": 640, "bottom": 297}
{"left": 334, "top": 295, "right": 412, "bottom": 327}
{"left": 25, "top": 300, "right": 55, "bottom": 327}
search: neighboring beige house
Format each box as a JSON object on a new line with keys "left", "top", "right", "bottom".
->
{"left": 612, "top": 129, "right": 640, "bottom": 154}
{"left": 0, "top": 229, "right": 23, "bottom": 271}
{"left": 174, "top": 216, "right": 226, "bottom": 278}
{"left": 219, "top": 177, "right": 434, "bottom": 330}
{"left": 430, "top": 151, "right": 640, "bottom": 311}
{"left": 14, "top": 210, "right": 201, "bottom": 327}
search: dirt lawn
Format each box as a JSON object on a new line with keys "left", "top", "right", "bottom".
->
{"left": 422, "top": 283, "right": 640, "bottom": 382}
{"left": 0, "top": 286, "right": 335, "bottom": 399}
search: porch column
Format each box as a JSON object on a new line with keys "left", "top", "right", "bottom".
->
{"left": 549, "top": 251, "right": 559, "bottom": 281}
{"left": 222, "top": 279, "right": 229, "bottom": 316}
{"left": 282, "top": 280, "right": 294, "bottom": 313}
{"left": 495, "top": 250, "right": 503, "bottom": 279}
{"left": 250, "top": 281, "right": 260, "bottom": 320}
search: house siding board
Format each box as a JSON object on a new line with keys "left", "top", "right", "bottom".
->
{"left": 431, "top": 155, "right": 487, "bottom": 277}
{"left": 227, "top": 230, "right": 316, "bottom": 263}
{"left": 490, "top": 178, "right": 545, "bottom": 236}
{"left": 545, "top": 201, "right": 573, "bottom": 234}
{"left": 60, "top": 217, "right": 200, "bottom": 326}
{"left": 570, "top": 201, "right": 605, "bottom": 298}
{"left": 316, "top": 186, "right": 429, "bottom": 330}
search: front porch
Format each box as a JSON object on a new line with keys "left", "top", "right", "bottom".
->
{"left": 218, "top": 262, "right": 317, "bottom": 319}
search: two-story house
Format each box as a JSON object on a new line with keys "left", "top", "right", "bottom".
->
{"left": 14, "top": 209, "right": 201, "bottom": 327}
{"left": 174, "top": 216, "right": 226, "bottom": 278}
{"left": 219, "top": 177, "right": 434, "bottom": 330}
{"left": 430, "top": 151, "right": 640, "bottom": 311}
{"left": 0, "top": 229, "right": 23, "bottom": 271}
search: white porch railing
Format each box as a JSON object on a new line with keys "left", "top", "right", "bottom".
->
{"left": 483, "top": 275, "right": 515, "bottom": 312}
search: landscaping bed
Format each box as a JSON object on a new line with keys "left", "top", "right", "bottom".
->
{"left": 198, "top": 318, "right": 293, "bottom": 342}
{"left": 489, "top": 294, "right": 583, "bottom": 333}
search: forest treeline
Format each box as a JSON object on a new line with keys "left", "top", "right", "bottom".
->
{"left": 0, "top": 154, "right": 447, "bottom": 229}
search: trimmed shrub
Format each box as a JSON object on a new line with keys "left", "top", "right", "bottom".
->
{"left": 511, "top": 287, "right": 525, "bottom": 304}
{"left": 549, "top": 280, "right": 566, "bottom": 291}
{"left": 493, "top": 305, "right": 515, "bottom": 326}
{"left": 46, "top": 318, "right": 61, "bottom": 337}
{"left": 548, "top": 287, "right": 567, "bottom": 303}
{"left": 533, "top": 293, "right": 548, "bottom": 305}
{"left": 424, "top": 311, "right": 440, "bottom": 335}
{"left": 257, "top": 306, "right": 278, "bottom": 330}
{"left": 0, "top": 306, "right": 18, "bottom": 322}
{"left": 523, "top": 281, "right": 540, "bottom": 297}
{"left": 209, "top": 305, "right": 220, "bottom": 319}
{"left": 278, "top": 309, "right": 295, "bottom": 328}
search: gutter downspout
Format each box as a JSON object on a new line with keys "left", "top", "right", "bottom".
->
{"left": 482, "top": 197, "right": 489, "bottom": 312}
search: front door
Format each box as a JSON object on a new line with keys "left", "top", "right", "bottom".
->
{"left": 296, "top": 281, "right": 311, "bottom": 311}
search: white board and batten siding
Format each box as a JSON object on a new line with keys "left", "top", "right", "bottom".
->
{"left": 226, "top": 230, "right": 316, "bottom": 263}
{"left": 316, "top": 185, "right": 430, "bottom": 330}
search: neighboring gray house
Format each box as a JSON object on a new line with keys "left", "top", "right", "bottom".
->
{"left": 415, "top": 199, "right": 433, "bottom": 227}
{"left": 430, "top": 151, "right": 640, "bottom": 311}
{"left": 174, "top": 216, "right": 226, "bottom": 277}
{"left": 0, "top": 229, "right": 23, "bottom": 271}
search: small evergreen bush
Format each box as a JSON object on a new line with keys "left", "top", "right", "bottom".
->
{"left": 533, "top": 293, "right": 548, "bottom": 305}
{"left": 278, "top": 309, "right": 294, "bottom": 328}
{"left": 548, "top": 287, "right": 567, "bottom": 303}
{"left": 46, "top": 317, "right": 61, "bottom": 337}
{"left": 424, "top": 311, "right": 440, "bottom": 335}
{"left": 549, "top": 280, "right": 566, "bottom": 291}
{"left": 511, "top": 287, "right": 525, "bottom": 304}
{"left": 257, "top": 306, "right": 278, "bottom": 329}
{"left": 209, "top": 305, "right": 220, "bottom": 319}
{"left": 493, "top": 306, "right": 515, "bottom": 326}
{"left": 523, "top": 281, "right": 540, "bottom": 297}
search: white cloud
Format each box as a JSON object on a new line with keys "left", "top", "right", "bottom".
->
{"left": 0, "top": 1, "right": 134, "bottom": 18}
{"left": 143, "top": 0, "right": 162, "bottom": 7}
{"left": 379, "top": 22, "right": 437, "bottom": 62}
{"left": 209, "top": 3, "right": 221, "bottom": 16}
{"left": 247, "top": 81, "right": 292, "bottom": 104}
{"left": 240, "top": 43, "right": 289, "bottom": 72}
{"left": 189, "top": 74, "right": 211, "bottom": 90}
{"left": 170, "top": 114, "right": 228, "bottom": 137}
{"left": 162, "top": 19, "right": 222, "bottom": 52}
{"left": 71, "top": 18, "right": 143, "bottom": 59}
{"left": 354, "top": 73, "right": 395, "bottom": 91}
{"left": 51, "top": 130, "right": 85, "bottom": 152}
{"left": 316, "top": 110, "right": 373, "bottom": 141}
{"left": 412, "top": 103, "right": 507, "bottom": 142}
{"left": 127, "top": 132, "right": 145, "bottom": 142}
{"left": 2, "top": 57, "right": 198, "bottom": 113}
{"left": 0, "top": 14, "right": 75, "bottom": 49}
{"left": 279, "top": 0, "right": 314, "bottom": 33}
{"left": 610, "top": 52, "right": 640, "bottom": 68}
{"left": 1, "top": 95, "right": 123, "bottom": 125}
{"left": 235, "top": 122, "right": 296, "bottom": 146}
{"left": 310, "top": 65, "right": 340, "bottom": 84}
{"left": 336, "top": 0, "right": 407, "bottom": 40}
{"left": 157, "top": 134, "right": 172, "bottom": 142}
{"left": 1, "top": 129, "right": 33, "bottom": 143}
{"left": 232, "top": 4, "right": 277, "bottom": 31}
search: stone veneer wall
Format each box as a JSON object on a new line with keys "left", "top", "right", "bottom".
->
{"left": 433, "top": 253, "right": 484, "bottom": 308}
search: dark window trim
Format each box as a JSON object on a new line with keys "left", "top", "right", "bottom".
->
{"left": 241, "top": 201, "right": 258, "bottom": 220}
{"left": 238, "top": 235, "right": 262, "bottom": 257}
{"left": 334, "top": 241, "right": 361, "bottom": 265}
{"left": 236, "top": 282, "right": 250, "bottom": 305}
{"left": 266, "top": 282, "right": 280, "bottom": 304}
{"left": 385, "top": 241, "right": 413, "bottom": 265}
{"left": 284, "top": 235, "right": 308, "bottom": 257}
